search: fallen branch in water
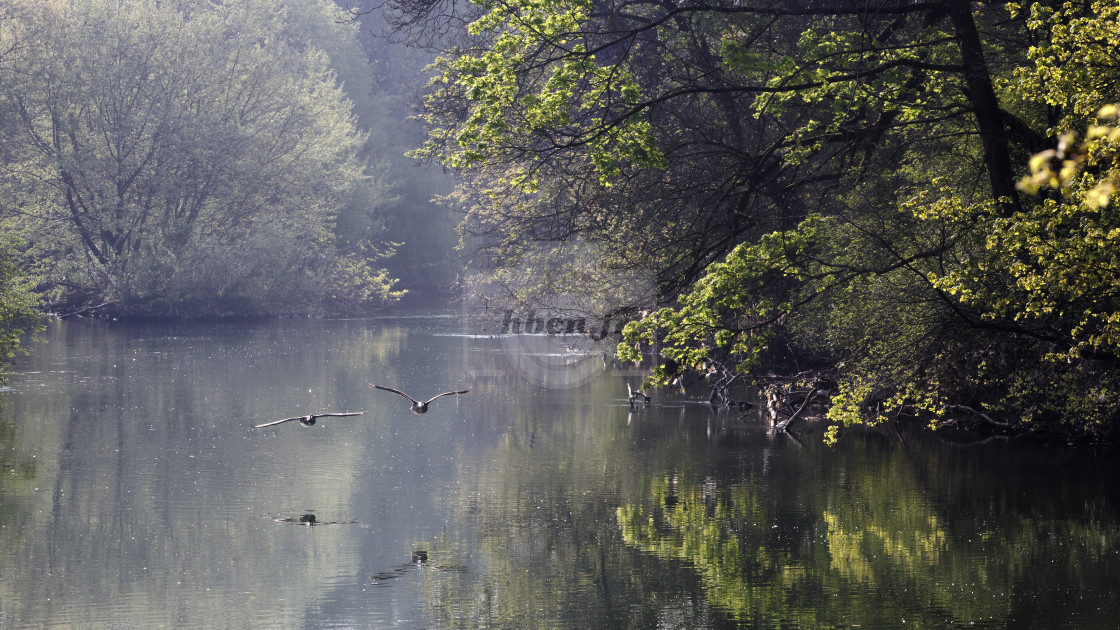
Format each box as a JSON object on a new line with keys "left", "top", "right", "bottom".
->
{"left": 776, "top": 387, "right": 821, "bottom": 432}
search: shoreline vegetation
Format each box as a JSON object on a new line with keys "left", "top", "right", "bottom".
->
{"left": 3, "top": 1, "right": 1120, "bottom": 446}
{"left": 406, "top": 0, "right": 1120, "bottom": 447}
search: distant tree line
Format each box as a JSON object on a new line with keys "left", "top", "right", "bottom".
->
{"left": 0, "top": 0, "right": 459, "bottom": 328}
{"left": 391, "top": 0, "right": 1120, "bottom": 443}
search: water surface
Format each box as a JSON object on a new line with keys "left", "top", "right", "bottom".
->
{"left": 1, "top": 316, "right": 1118, "bottom": 628}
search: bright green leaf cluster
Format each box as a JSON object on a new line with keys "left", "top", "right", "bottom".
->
{"left": 414, "top": 0, "right": 664, "bottom": 187}
{"left": 619, "top": 216, "right": 824, "bottom": 381}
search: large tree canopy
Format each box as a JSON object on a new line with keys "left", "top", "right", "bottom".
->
{"left": 399, "top": 0, "right": 1120, "bottom": 442}
{"left": 401, "top": 0, "right": 1033, "bottom": 297}
{"left": 0, "top": 0, "right": 403, "bottom": 317}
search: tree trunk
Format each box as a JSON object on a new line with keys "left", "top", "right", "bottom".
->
{"left": 945, "top": 0, "right": 1021, "bottom": 214}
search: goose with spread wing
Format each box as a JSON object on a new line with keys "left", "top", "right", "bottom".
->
{"left": 370, "top": 384, "right": 469, "bottom": 414}
{"left": 253, "top": 411, "right": 365, "bottom": 428}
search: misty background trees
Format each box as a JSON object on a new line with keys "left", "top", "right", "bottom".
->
{"left": 0, "top": 0, "right": 457, "bottom": 318}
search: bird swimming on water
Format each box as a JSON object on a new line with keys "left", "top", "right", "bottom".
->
{"left": 370, "top": 384, "right": 469, "bottom": 414}
{"left": 253, "top": 411, "right": 365, "bottom": 428}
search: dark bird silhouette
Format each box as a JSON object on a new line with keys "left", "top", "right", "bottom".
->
{"left": 273, "top": 513, "right": 356, "bottom": 526}
{"left": 627, "top": 382, "right": 651, "bottom": 407}
{"left": 253, "top": 411, "right": 365, "bottom": 428}
{"left": 370, "top": 384, "right": 469, "bottom": 414}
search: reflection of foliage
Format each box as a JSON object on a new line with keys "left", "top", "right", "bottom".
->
{"left": 418, "top": 391, "right": 735, "bottom": 629}
{"left": 0, "top": 320, "right": 406, "bottom": 627}
{"left": 616, "top": 442, "right": 1120, "bottom": 628}
{"left": 822, "top": 512, "right": 945, "bottom": 585}
{"left": 617, "top": 476, "right": 808, "bottom": 625}
{"left": 0, "top": 403, "right": 37, "bottom": 549}
{"left": 415, "top": 367, "right": 1120, "bottom": 629}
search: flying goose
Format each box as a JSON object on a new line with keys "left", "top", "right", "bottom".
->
{"left": 370, "top": 384, "right": 469, "bottom": 414}
{"left": 253, "top": 411, "right": 365, "bottom": 428}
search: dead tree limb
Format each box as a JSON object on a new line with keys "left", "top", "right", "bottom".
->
{"left": 776, "top": 387, "right": 821, "bottom": 432}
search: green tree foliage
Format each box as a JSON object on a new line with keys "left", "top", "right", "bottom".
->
{"left": 400, "top": 0, "right": 1120, "bottom": 441}
{"left": 937, "top": 1, "right": 1120, "bottom": 364}
{"left": 405, "top": 0, "right": 1025, "bottom": 295}
{"left": 0, "top": 3, "right": 44, "bottom": 372}
{"left": 0, "top": 0, "right": 402, "bottom": 317}
{"left": 0, "top": 251, "right": 42, "bottom": 382}
{"left": 624, "top": 2, "right": 1120, "bottom": 442}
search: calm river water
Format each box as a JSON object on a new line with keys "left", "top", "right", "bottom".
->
{"left": 1, "top": 314, "right": 1118, "bottom": 629}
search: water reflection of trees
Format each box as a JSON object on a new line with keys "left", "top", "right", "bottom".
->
{"left": 0, "top": 320, "right": 409, "bottom": 628}
{"left": 426, "top": 357, "right": 1120, "bottom": 629}
{"left": 6, "top": 321, "right": 1119, "bottom": 628}
{"left": 618, "top": 437, "right": 1120, "bottom": 628}
{"left": 0, "top": 402, "right": 38, "bottom": 550}
{"left": 419, "top": 376, "right": 744, "bottom": 628}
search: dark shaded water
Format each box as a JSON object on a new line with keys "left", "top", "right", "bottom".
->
{"left": 1, "top": 316, "right": 1118, "bottom": 629}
